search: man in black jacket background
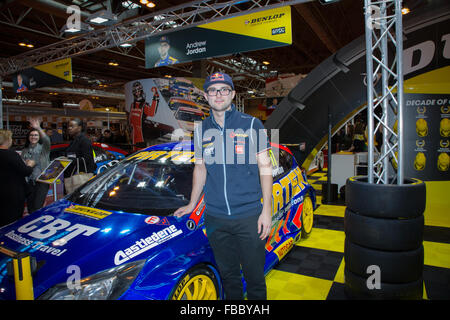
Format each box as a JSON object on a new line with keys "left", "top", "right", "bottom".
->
{"left": 65, "top": 118, "right": 96, "bottom": 176}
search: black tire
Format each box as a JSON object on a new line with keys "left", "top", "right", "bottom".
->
{"left": 170, "top": 265, "right": 220, "bottom": 300}
{"left": 344, "top": 239, "right": 423, "bottom": 284}
{"left": 344, "top": 267, "right": 423, "bottom": 300}
{"left": 344, "top": 208, "right": 424, "bottom": 251}
{"left": 345, "top": 176, "right": 426, "bottom": 219}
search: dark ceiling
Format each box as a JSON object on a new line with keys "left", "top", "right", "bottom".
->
{"left": 0, "top": 0, "right": 423, "bottom": 109}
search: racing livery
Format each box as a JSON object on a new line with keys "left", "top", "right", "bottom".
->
{"left": 0, "top": 141, "right": 315, "bottom": 300}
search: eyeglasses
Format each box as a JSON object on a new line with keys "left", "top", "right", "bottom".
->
{"left": 29, "top": 134, "right": 39, "bottom": 137}
{"left": 206, "top": 87, "right": 233, "bottom": 96}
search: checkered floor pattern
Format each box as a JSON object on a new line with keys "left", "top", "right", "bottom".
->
{"left": 265, "top": 170, "right": 450, "bottom": 300}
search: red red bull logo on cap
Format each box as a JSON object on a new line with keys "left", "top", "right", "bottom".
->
{"left": 210, "top": 73, "right": 225, "bottom": 82}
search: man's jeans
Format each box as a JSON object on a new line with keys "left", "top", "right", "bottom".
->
{"left": 205, "top": 213, "right": 267, "bottom": 300}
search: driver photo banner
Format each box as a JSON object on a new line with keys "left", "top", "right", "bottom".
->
{"left": 145, "top": 6, "right": 292, "bottom": 68}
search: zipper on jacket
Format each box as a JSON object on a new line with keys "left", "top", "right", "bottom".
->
{"left": 221, "top": 115, "right": 231, "bottom": 215}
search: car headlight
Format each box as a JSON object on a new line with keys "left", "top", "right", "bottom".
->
{"left": 39, "top": 260, "right": 145, "bottom": 300}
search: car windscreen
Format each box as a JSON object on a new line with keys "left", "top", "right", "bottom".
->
{"left": 176, "top": 111, "right": 202, "bottom": 122}
{"left": 67, "top": 155, "right": 193, "bottom": 216}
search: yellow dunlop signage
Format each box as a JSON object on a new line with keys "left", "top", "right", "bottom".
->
{"left": 146, "top": 6, "right": 291, "bottom": 68}
{"left": 198, "top": 6, "right": 292, "bottom": 44}
{"left": 65, "top": 205, "right": 112, "bottom": 220}
{"left": 34, "top": 58, "right": 73, "bottom": 83}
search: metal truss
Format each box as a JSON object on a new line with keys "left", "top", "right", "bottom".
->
{"left": 364, "top": 0, "right": 404, "bottom": 184}
{"left": 0, "top": 0, "right": 312, "bottom": 77}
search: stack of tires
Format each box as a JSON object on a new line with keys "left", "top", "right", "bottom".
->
{"left": 344, "top": 176, "right": 426, "bottom": 299}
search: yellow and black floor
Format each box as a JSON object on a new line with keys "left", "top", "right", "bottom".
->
{"left": 266, "top": 170, "right": 450, "bottom": 300}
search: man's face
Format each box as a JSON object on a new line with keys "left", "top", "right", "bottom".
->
{"left": 158, "top": 42, "right": 170, "bottom": 58}
{"left": 68, "top": 121, "right": 81, "bottom": 137}
{"left": 204, "top": 84, "right": 235, "bottom": 112}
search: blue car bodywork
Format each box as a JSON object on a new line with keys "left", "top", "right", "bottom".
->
{"left": 0, "top": 141, "right": 315, "bottom": 300}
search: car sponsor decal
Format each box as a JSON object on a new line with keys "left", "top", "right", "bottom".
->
{"left": 3, "top": 215, "right": 100, "bottom": 257}
{"left": 145, "top": 216, "right": 170, "bottom": 226}
{"left": 272, "top": 166, "right": 307, "bottom": 215}
{"left": 127, "top": 150, "right": 195, "bottom": 163}
{"left": 64, "top": 205, "right": 113, "bottom": 220}
{"left": 188, "top": 195, "right": 205, "bottom": 226}
{"left": 114, "top": 225, "right": 183, "bottom": 265}
{"left": 273, "top": 238, "right": 293, "bottom": 261}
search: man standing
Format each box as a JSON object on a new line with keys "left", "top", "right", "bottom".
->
{"left": 175, "top": 72, "right": 273, "bottom": 300}
{"left": 154, "top": 36, "right": 178, "bottom": 67}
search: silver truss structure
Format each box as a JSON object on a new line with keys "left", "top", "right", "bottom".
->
{"left": 0, "top": 0, "right": 312, "bottom": 77}
{"left": 364, "top": 0, "right": 404, "bottom": 184}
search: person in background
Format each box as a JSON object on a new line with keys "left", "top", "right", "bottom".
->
{"left": 46, "top": 127, "right": 64, "bottom": 144}
{"left": 340, "top": 124, "right": 354, "bottom": 151}
{"left": 0, "top": 129, "right": 35, "bottom": 227}
{"left": 346, "top": 121, "right": 366, "bottom": 153}
{"left": 99, "top": 129, "right": 114, "bottom": 144}
{"left": 21, "top": 118, "right": 51, "bottom": 214}
{"left": 64, "top": 118, "right": 96, "bottom": 177}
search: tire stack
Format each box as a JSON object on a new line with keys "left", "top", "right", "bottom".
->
{"left": 344, "top": 176, "right": 426, "bottom": 299}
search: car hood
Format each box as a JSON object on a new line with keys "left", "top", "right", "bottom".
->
{"left": 0, "top": 200, "right": 187, "bottom": 300}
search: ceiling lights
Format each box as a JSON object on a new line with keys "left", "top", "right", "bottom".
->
{"left": 140, "top": 0, "right": 156, "bottom": 8}
{"left": 61, "top": 21, "right": 93, "bottom": 34}
{"left": 119, "top": 43, "right": 134, "bottom": 48}
{"left": 108, "top": 61, "right": 119, "bottom": 66}
{"left": 87, "top": 10, "right": 118, "bottom": 25}
{"left": 402, "top": 7, "right": 410, "bottom": 15}
{"left": 18, "top": 40, "right": 34, "bottom": 48}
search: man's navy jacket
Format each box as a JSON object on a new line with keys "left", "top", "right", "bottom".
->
{"left": 194, "top": 104, "right": 271, "bottom": 219}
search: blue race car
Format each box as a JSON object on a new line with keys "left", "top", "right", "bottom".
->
{"left": 0, "top": 141, "right": 315, "bottom": 300}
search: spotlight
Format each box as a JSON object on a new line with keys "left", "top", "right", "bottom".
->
{"left": 87, "top": 10, "right": 117, "bottom": 25}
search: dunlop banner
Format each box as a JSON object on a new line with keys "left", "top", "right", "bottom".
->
{"left": 145, "top": 6, "right": 292, "bottom": 68}
{"left": 13, "top": 58, "right": 73, "bottom": 93}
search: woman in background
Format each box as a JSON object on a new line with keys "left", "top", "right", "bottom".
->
{"left": 0, "top": 129, "right": 35, "bottom": 227}
{"left": 21, "top": 118, "right": 51, "bottom": 214}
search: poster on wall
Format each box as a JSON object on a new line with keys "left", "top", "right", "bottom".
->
{"left": 124, "top": 77, "right": 209, "bottom": 149}
{"left": 145, "top": 6, "right": 292, "bottom": 68}
{"left": 404, "top": 93, "right": 450, "bottom": 181}
{"left": 12, "top": 58, "right": 73, "bottom": 93}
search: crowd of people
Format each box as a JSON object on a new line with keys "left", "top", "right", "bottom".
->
{"left": 0, "top": 117, "right": 96, "bottom": 228}
{"left": 331, "top": 119, "right": 371, "bottom": 154}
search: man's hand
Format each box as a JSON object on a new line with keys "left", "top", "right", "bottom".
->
{"left": 257, "top": 207, "right": 272, "bottom": 240}
{"left": 174, "top": 202, "right": 196, "bottom": 218}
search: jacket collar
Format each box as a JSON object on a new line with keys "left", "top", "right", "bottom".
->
{"left": 210, "top": 103, "right": 236, "bottom": 130}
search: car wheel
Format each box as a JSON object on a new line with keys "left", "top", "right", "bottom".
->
{"left": 301, "top": 195, "right": 314, "bottom": 239}
{"left": 171, "top": 265, "right": 219, "bottom": 300}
